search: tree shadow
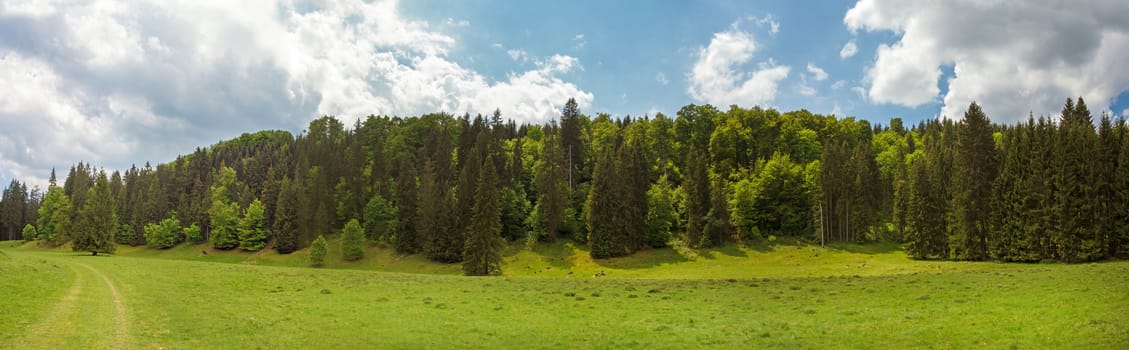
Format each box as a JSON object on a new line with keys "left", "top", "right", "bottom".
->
{"left": 696, "top": 244, "right": 750, "bottom": 259}
{"left": 592, "top": 246, "right": 691, "bottom": 269}
{"left": 529, "top": 241, "right": 579, "bottom": 270}
{"left": 823, "top": 241, "right": 902, "bottom": 254}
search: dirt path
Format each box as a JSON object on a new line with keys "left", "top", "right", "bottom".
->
{"left": 74, "top": 261, "right": 132, "bottom": 349}
{"left": 14, "top": 258, "right": 132, "bottom": 349}
{"left": 18, "top": 264, "right": 85, "bottom": 349}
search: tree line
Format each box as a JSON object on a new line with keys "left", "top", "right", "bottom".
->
{"left": 1, "top": 97, "right": 1125, "bottom": 273}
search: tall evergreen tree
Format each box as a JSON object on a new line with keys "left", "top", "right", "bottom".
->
{"left": 73, "top": 171, "right": 116, "bottom": 255}
{"left": 535, "top": 131, "right": 569, "bottom": 239}
{"left": 1053, "top": 97, "right": 1101, "bottom": 261}
{"left": 274, "top": 177, "right": 301, "bottom": 254}
{"left": 586, "top": 150, "right": 619, "bottom": 258}
{"left": 463, "top": 155, "right": 504, "bottom": 275}
{"left": 394, "top": 155, "right": 420, "bottom": 253}
{"left": 949, "top": 102, "right": 997, "bottom": 260}
{"left": 684, "top": 147, "right": 710, "bottom": 248}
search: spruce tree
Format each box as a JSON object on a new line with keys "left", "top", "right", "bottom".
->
{"left": 586, "top": 150, "right": 619, "bottom": 258}
{"left": 949, "top": 102, "right": 997, "bottom": 260}
{"left": 463, "top": 156, "right": 504, "bottom": 275}
{"left": 535, "top": 131, "right": 569, "bottom": 239}
{"left": 274, "top": 178, "right": 301, "bottom": 254}
{"left": 341, "top": 218, "right": 365, "bottom": 261}
{"left": 684, "top": 146, "right": 710, "bottom": 248}
{"left": 73, "top": 171, "right": 116, "bottom": 255}
{"left": 1054, "top": 98, "right": 1100, "bottom": 261}
{"left": 394, "top": 156, "right": 420, "bottom": 253}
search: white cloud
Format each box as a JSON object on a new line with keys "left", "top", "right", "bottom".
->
{"left": 831, "top": 80, "right": 847, "bottom": 90}
{"left": 840, "top": 39, "right": 858, "bottom": 58}
{"left": 846, "top": 0, "right": 1129, "bottom": 121}
{"left": 688, "top": 21, "right": 790, "bottom": 107}
{"left": 444, "top": 18, "right": 470, "bottom": 27}
{"left": 806, "top": 63, "right": 828, "bottom": 81}
{"left": 798, "top": 84, "right": 816, "bottom": 96}
{"left": 506, "top": 49, "right": 529, "bottom": 62}
{"left": 573, "top": 34, "right": 586, "bottom": 49}
{"left": 0, "top": 0, "right": 594, "bottom": 187}
{"left": 1122, "top": 108, "right": 1129, "bottom": 118}
{"left": 656, "top": 72, "right": 669, "bottom": 86}
{"left": 755, "top": 14, "right": 780, "bottom": 34}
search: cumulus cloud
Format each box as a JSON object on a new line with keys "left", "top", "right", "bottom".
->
{"left": 840, "top": 39, "right": 858, "bottom": 58}
{"left": 845, "top": 0, "right": 1129, "bottom": 121}
{"left": 655, "top": 72, "right": 669, "bottom": 86}
{"left": 0, "top": 0, "right": 593, "bottom": 187}
{"left": 806, "top": 63, "right": 828, "bottom": 81}
{"left": 688, "top": 21, "right": 790, "bottom": 107}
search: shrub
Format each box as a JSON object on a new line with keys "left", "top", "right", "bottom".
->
{"left": 341, "top": 219, "right": 364, "bottom": 261}
{"left": 309, "top": 235, "right": 328, "bottom": 267}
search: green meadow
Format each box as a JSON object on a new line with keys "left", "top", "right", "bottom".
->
{"left": 1, "top": 240, "right": 1126, "bottom": 349}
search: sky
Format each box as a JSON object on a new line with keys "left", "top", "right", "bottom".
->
{"left": 3, "top": 0, "right": 1129, "bottom": 189}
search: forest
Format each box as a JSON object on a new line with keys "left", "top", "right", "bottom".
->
{"left": 1, "top": 97, "right": 1126, "bottom": 274}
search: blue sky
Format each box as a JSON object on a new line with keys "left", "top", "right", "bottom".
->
{"left": 2, "top": 0, "right": 1129, "bottom": 188}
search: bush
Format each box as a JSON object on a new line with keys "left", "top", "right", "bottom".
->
{"left": 21, "top": 224, "right": 36, "bottom": 241}
{"left": 184, "top": 224, "right": 202, "bottom": 243}
{"left": 309, "top": 235, "right": 328, "bottom": 267}
{"left": 145, "top": 213, "right": 183, "bottom": 249}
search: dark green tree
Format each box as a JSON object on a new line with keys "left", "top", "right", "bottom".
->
{"left": 73, "top": 171, "right": 116, "bottom": 255}
{"left": 463, "top": 155, "right": 504, "bottom": 275}
{"left": 274, "top": 177, "right": 301, "bottom": 254}
{"left": 586, "top": 150, "right": 619, "bottom": 258}
{"left": 949, "top": 102, "right": 997, "bottom": 260}
{"left": 684, "top": 147, "right": 710, "bottom": 248}
{"left": 394, "top": 156, "right": 420, "bottom": 253}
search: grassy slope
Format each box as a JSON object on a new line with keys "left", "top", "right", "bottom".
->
{"left": 1, "top": 240, "right": 1127, "bottom": 349}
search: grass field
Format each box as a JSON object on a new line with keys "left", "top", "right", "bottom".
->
{"left": 1, "top": 239, "right": 1126, "bottom": 349}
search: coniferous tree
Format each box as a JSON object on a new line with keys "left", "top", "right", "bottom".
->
{"left": 535, "top": 130, "right": 569, "bottom": 240}
{"left": 1053, "top": 97, "right": 1101, "bottom": 261}
{"left": 989, "top": 127, "right": 1034, "bottom": 261}
{"left": 73, "top": 171, "right": 116, "bottom": 255}
{"left": 309, "top": 235, "right": 327, "bottom": 267}
{"left": 904, "top": 156, "right": 943, "bottom": 259}
{"left": 341, "top": 218, "right": 365, "bottom": 261}
{"left": 1114, "top": 122, "right": 1129, "bottom": 258}
{"left": 949, "top": 102, "right": 997, "bottom": 260}
{"left": 586, "top": 150, "right": 619, "bottom": 258}
{"left": 684, "top": 147, "right": 710, "bottom": 248}
{"left": 238, "top": 199, "right": 268, "bottom": 251}
{"left": 463, "top": 155, "right": 504, "bottom": 275}
{"left": 394, "top": 156, "right": 420, "bottom": 253}
{"left": 274, "top": 177, "right": 301, "bottom": 254}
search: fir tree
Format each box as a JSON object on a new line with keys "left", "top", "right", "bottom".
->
{"left": 586, "top": 150, "right": 619, "bottom": 258}
{"left": 274, "top": 177, "right": 301, "bottom": 254}
{"left": 684, "top": 147, "right": 710, "bottom": 248}
{"left": 73, "top": 171, "right": 116, "bottom": 255}
{"left": 463, "top": 155, "right": 504, "bottom": 275}
{"left": 394, "top": 156, "right": 420, "bottom": 253}
{"left": 949, "top": 102, "right": 997, "bottom": 260}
